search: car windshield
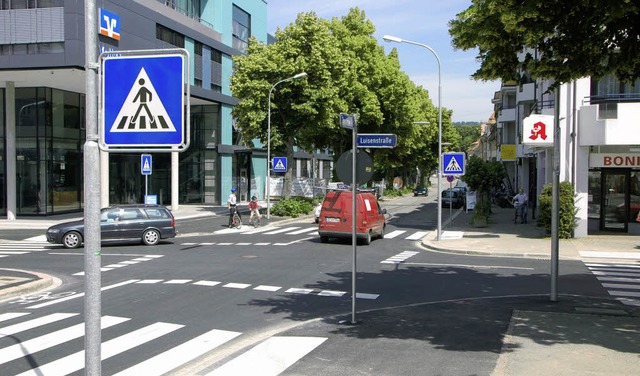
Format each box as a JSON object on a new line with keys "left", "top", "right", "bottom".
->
{"left": 442, "top": 190, "right": 457, "bottom": 197}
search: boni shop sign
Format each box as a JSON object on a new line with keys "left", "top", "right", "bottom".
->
{"left": 590, "top": 153, "right": 640, "bottom": 168}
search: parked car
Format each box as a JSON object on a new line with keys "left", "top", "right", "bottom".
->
{"left": 46, "top": 204, "right": 176, "bottom": 248}
{"left": 317, "top": 190, "right": 386, "bottom": 245}
{"left": 413, "top": 186, "right": 428, "bottom": 196}
{"left": 441, "top": 189, "right": 464, "bottom": 209}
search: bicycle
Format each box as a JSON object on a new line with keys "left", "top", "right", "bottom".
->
{"left": 230, "top": 206, "right": 243, "bottom": 229}
{"left": 249, "top": 209, "right": 262, "bottom": 228}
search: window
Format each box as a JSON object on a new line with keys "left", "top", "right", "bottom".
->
{"left": 232, "top": 5, "right": 250, "bottom": 52}
{"left": 211, "top": 48, "right": 222, "bottom": 64}
{"left": 195, "top": 41, "right": 202, "bottom": 56}
{"left": 156, "top": 24, "right": 185, "bottom": 48}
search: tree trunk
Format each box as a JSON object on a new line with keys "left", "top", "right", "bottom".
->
{"left": 283, "top": 135, "right": 295, "bottom": 199}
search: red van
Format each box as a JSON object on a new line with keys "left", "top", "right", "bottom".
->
{"left": 318, "top": 190, "right": 387, "bottom": 245}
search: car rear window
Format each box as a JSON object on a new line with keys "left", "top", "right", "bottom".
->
{"left": 145, "top": 208, "right": 170, "bottom": 219}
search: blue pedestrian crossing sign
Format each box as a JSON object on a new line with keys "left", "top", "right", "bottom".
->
{"left": 442, "top": 152, "right": 465, "bottom": 176}
{"left": 273, "top": 157, "right": 287, "bottom": 173}
{"left": 100, "top": 49, "right": 190, "bottom": 152}
{"left": 141, "top": 154, "right": 152, "bottom": 175}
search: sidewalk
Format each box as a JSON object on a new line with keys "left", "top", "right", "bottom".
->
{"left": 421, "top": 205, "right": 640, "bottom": 260}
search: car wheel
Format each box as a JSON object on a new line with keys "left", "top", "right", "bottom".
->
{"left": 379, "top": 224, "right": 385, "bottom": 239}
{"left": 142, "top": 229, "right": 160, "bottom": 246}
{"left": 320, "top": 236, "right": 329, "bottom": 243}
{"left": 62, "top": 231, "right": 82, "bottom": 249}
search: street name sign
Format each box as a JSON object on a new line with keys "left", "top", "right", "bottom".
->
{"left": 100, "top": 48, "right": 190, "bottom": 152}
{"left": 357, "top": 134, "right": 397, "bottom": 148}
{"left": 442, "top": 152, "right": 465, "bottom": 176}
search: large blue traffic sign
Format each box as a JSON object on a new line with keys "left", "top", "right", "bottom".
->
{"left": 442, "top": 152, "right": 465, "bottom": 175}
{"left": 100, "top": 49, "right": 189, "bottom": 152}
{"left": 141, "top": 154, "right": 152, "bottom": 175}
{"left": 357, "top": 134, "right": 397, "bottom": 148}
{"left": 273, "top": 157, "right": 287, "bottom": 172}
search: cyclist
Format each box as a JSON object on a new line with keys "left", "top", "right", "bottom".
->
{"left": 227, "top": 187, "right": 241, "bottom": 227}
{"left": 248, "top": 195, "right": 261, "bottom": 226}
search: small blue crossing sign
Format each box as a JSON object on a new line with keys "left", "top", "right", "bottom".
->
{"left": 273, "top": 157, "right": 287, "bottom": 173}
{"left": 141, "top": 154, "right": 152, "bottom": 175}
{"left": 100, "top": 49, "right": 189, "bottom": 152}
{"left": 442, "top": 152, "right": 465, "bottom": 176}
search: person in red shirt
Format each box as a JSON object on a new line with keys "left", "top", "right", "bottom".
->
{"left": 248, "top": 195, "right": 261, "bottom": 226}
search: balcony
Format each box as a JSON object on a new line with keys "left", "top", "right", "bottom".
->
{"left": 579, "top": 95, "right": 640, "bottom": 145}
{"left": 498, "top": 107, "right": 516, "bottom": 123}
{"left": 517, "top": 82, "right": 536, "bottom": 103}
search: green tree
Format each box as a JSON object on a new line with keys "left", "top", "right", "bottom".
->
{"left": 231, "top": 8, "right": 450, "bottom": 197}
{"left": 454, "top": 124, "right": 481, "bottom": 154}
{"left": 449, "top": 1, "right": 640, "bottom": 84}
{"left": 463, "top": 156, "right": 506, "bottom": 216}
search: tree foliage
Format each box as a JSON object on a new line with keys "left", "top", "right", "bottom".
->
{"left": 231, "top": 8, "right": 454, "bottom": 196}
{"left": 464, "top": 155, "right": 506, "bottom": 216}
{"left": 538, "top": 181, "right": 578, "bottom": 238}
{"left": 448, "top": 0, "right": 640, "bottom": 84}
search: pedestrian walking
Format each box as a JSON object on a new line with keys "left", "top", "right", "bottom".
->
{"left": 513, "top": 188, "right": 529, "bottom": 224}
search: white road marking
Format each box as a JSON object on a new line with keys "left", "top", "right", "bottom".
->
{"left": 581, "top": 251, "right": 640, "bottom": 259}
{"left": 356, "top": 293, "right": 379, "bottom": 300}
{"left": 317, "top": 290, "right": 347, "bottom": 297}
{"left": 602, "top": 283, "right": 640, "bottom": 290}
{"left": 28, "top": 279, "right": 140, "bottom": 309}
{"left": 205, "top": 336, "right": 327, "bottom": 376}
{"left": 609, "top": 290, "right": 640, "bottom": 298}
{"left": 0, "top": 316, "right": 129, "bottom": 366}
{"left": 384, "top": 230, "right": 406, "bottom": 239}
{"left": 254, "top": 285, "right": 281, "bottom": 292}
{"left": 194, "top": 280, "right": 222, "bottom": 287}
{"left": 265, "top": 227, "right": 301, "bottom": 235}
{"left": 403, "top": 262, "right": 535, "bottom": 270}
{"left": 136, "top": 279, "right": 163, "bottom": 284}
{"left": 17, "top": 322, "right": 183, "bottom": 376}
{"left": 165, "top": 279, "right": 192, "bottom": 284}
{"left": 0, "top": 313, "right": 78, "bottom": 338}
{"left": 114, "top": 329, "right": 241, "bottom": 376}
{"left": 286, "top": 228, "right": 318, "bottom": 235}
{"left": 405, "top": 231, "right": 429, "bottom": 240}
{"left": 223, "top": 283, "right": 251, "bottom": 289}
{"left": 0, "top": 312, "right": 31, "bottom": 323}
{"left": 285, "top": 288, "right": 314, "bottom": 295}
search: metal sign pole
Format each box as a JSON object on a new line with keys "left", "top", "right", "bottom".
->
{"left": 84, "top": 0, "right": 102, "bottom": 374}
{"left": 351, "top": 114, "right": 358, "bottom": 324}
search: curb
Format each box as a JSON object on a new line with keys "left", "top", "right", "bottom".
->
{"left": 0, "top": 269, "right": 60, "bottom": 303}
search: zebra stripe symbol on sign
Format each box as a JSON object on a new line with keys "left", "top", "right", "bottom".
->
{"left": 110, "top": 68, "right": 176, "bottom": 133}
{"left": 442, "top": 152, "right": 465, "bottom": 175}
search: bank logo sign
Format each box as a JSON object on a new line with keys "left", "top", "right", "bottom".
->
{"left": 99, "top": 8, "right": 121, "bottom": 41}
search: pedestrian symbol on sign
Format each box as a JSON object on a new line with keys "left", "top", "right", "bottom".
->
{"left": 445, "top": 157, "right": 462, "bottom": 173}
{"left": 110, "top": 68, "right": 176, "bottom": 133}
{"left": 273, "top": 157, "right": 287, "bottom": 172}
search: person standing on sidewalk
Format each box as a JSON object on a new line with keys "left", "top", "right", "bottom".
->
{"left": 227, "top": 187, "right": 240, "bottom": 227}
{"left": 513, "top": 188, "right": 529, "bottom": 224}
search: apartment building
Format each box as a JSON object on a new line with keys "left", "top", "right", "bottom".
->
{"left": 0, "top": 0, "right": 287, "bottom": 218}
{"left": 491, "top": 71, "right": 640, "bottom": 237}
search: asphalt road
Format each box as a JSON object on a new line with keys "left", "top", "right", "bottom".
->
{"left": 0, "top": 195, "right": 608, "bottom": 375}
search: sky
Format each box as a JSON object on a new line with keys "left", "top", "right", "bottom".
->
{"left": 265, "top": 0, "right": 499, "bottom": 123}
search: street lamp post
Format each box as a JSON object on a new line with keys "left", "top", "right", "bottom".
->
{"left": 267, "top": 72, "right": 307, "bottom": 220}
{"left": 384, "top": 35, "right": 443, "bottom": 241}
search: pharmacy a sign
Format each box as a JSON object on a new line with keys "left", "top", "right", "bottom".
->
{"left": 100, "top": 49, "right": 190, "bottom": 152}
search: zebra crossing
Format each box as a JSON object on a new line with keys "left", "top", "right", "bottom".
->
{"left": 584, "top": 261, "right": 640, "bottom": 307}
{"left": 206, "top": 225, "right": 432, "bottom": 245}
{"left": 0, "top": 311, "right": 326, "bottom": 376}
{"left": 0, "top": 242, "right": 52, "bottom": 258}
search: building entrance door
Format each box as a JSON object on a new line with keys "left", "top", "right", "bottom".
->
{"left": 602, "top": 169, "right": 629, "bottom": 232}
